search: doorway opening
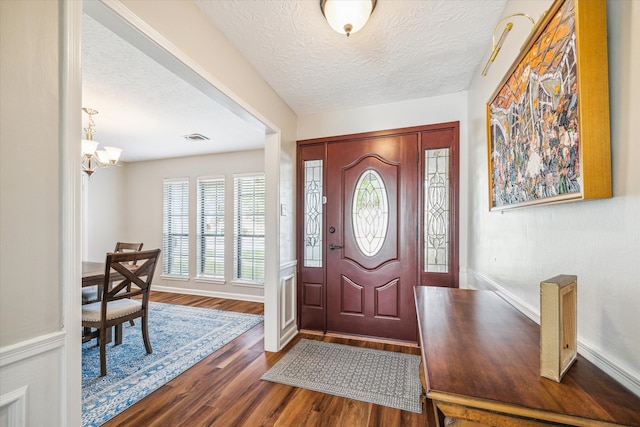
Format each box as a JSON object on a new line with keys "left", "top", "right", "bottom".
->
{"left": 64, "top": 0, "right": 283, "bottom": 422}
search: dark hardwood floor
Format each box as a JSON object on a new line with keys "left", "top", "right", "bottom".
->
{"left": 99, "top": 291, "right": 432, "bottom": 426}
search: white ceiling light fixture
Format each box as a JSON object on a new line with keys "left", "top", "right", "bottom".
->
{"left": 320, "top": 0, "right": 377, "bottom": 37}
{"left": 81, "top": 107, "right": 122, "bottom": 177}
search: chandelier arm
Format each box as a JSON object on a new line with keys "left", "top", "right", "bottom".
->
{"left": 81, "top": 107, "right": 121, "bottom": 177}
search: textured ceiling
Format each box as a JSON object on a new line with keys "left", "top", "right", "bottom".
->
{"left": 82, "top": 0, "right": 508, "bottom": 162}
{"left": 82, "top": 14, "right": 265, "bottom": 162}
{"left": 194, "top": 0, "right": 508, "bottom": 115}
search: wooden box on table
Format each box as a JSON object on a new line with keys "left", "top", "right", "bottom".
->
{"left": 540, "top": 274, "right": 577, "bottom": 382}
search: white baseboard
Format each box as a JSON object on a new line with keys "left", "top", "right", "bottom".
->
{"left": 153, "top": 285, "right": 264, "bottom": 303}
{"left": 577, "top": 340, "right": 640, "bottom": 398}
{"left": 467, "top": 268, "right": 640, "bottom": 397}
{"left": 466, "top": 270, "right": 539, "bottom": 322}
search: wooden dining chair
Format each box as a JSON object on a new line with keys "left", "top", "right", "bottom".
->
{"left": 82, "top": 248, "right": 161, "bottom": 377}
{"left": 81, "top": 243, "right": 144, "bottom": 304}
{"left": 114, "top": 241, "right": 144, "bottom": 259}
{"left": 113, "top": 241, "right": 144, "bottom": 325}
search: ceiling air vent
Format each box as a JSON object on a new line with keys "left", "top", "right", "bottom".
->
{"left": 183, "top": 133, "right": 210, "bottom": 141}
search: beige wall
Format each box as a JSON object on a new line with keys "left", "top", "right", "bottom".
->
{"left": 467, "top": 0, "right": 640, "bottom": 392}
{"left": 84, "top": 163, "right": 127, "bottom": 261}
{"left": 0, "top": 0, "right": 65, "bottom": 424}
{"left": 122, "top": 150, "right": 265, "bottom": 299}
{"left": 0, "top": 0, "right": 61, "bottom": 349}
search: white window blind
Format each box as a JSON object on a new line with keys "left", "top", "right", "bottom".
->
{"left": 197, "top": 176, "right": 225, "bottom": 279}
{"left": 162, "top": 179, "right": 189, "bottom": 276}
{"left": 234, "top": 174, "right": 265, "bottom": 282}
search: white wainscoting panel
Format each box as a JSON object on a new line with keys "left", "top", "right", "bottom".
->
{"left": 279, "top": 261, "right": 298, "bottom": 349}
{"left": 0, "top": 332, "right": 65, "bottom": 426}
{"left": 0, "top": 386, "right": 27, "bottom": 427}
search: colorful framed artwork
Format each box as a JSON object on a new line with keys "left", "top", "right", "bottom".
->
{"left": 486, "top": 0, "right": 611, "bottom": 211}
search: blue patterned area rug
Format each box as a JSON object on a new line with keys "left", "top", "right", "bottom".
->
{"left": 261, "top": 339, "right": 423, "bottom": 413}
{"left": 82, "top": 302, "right": 263, "bottom": 426}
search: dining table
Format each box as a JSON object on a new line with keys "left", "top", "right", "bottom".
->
{"left": 82, "top": 261, "right": 139, "bottom": 287}
{"left": 82, "top": 261, "right": 108, "bottom": 288}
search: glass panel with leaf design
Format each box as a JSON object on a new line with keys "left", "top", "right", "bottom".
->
{"left": 425, "top": 149, "right": 449, "bottom": 272}
{"left": 352, "top": 169, "right": 388, "bottom": 257}
{"left": 304, "top": 160, "right": 323, "bottom": 267}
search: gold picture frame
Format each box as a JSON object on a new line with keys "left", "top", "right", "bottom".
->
{"left": 486, "top": 0, "right": 611, "bottom": 211}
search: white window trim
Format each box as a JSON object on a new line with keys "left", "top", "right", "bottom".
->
{"left": 233, "top": 172, "right": 265, "bottom": 284}
{"left": 230, "top": 279, "right": 265, "bottom": 288}
{"left": 196, "top": 175, "right": 226, "bottom": 280}
{"left": 160, "top": 274, "right": 191, "bottom": 282}
{"left": 194, "top": 277, "right": 226, "bottom": 286}
{"left": 162, "top": 177, "right": 190, "bottom": 277}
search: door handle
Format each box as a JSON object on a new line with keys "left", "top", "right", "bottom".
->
{"left": 329, "top": 243, "right": 343, "bottom": 250}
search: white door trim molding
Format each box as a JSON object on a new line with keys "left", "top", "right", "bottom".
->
{"left": 61, "top": 0, "right": 83, "bottom": 425}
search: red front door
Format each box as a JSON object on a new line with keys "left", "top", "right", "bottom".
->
{"left": 325, "top": 134, "right": 418, "bottom": 342}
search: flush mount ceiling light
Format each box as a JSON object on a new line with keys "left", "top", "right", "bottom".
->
{"left": 81, "top": 107, "right": 122, "bottom": 177}
{"left": 320, "top": 0, "right": 377, "bottom": 37}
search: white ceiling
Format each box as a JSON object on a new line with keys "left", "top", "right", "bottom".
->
{"left": 82, "top": 13, "right": 266, "bottom": 163}
{"left": 82, "top": 0, "right": 507, "bottom": 162}
{"left": 194, "top": 0, "right": 507, "bottom": 115}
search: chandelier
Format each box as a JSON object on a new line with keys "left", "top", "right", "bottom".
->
{"left": 81, "top": 107, "right": 122, "bottom": 177}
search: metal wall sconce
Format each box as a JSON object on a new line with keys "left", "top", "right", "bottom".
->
{"left": 481, "top": 13, "right": 536, "bottom": 77}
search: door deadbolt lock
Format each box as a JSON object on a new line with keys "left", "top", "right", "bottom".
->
{"left": 329, "top": 226, "right": 336, "bottom": 233}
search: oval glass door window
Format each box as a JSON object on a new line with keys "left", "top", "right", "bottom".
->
{"left": 352, "top": 169, "right": 389, "bottom": 256}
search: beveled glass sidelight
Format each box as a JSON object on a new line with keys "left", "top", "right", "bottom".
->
{"left": 304, "top": 160, "right": 323, "bottom": 267}
{"left": 352, "top": 169, "right": 388, "bottom": 257}
{"left": 425, "top": 149, "right": 450, "bottom": 272}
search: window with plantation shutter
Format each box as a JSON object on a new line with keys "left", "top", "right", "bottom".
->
{"left": 197, "top": 176, "right": 225, "bottom": 279}
{"left": 234, "top": 174, "right": 265, "bottom": 283}
{"left": 162, "top": 179, "right": 189, "bottom": 277}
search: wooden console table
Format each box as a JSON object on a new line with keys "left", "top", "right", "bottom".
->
{"left": 414, "top": 286, "right": 640, "bottom": 426}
